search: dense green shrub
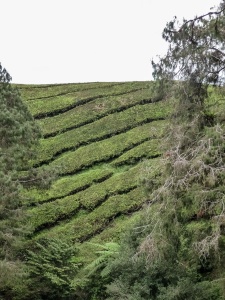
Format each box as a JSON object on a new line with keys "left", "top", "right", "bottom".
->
{"left": 102, "top": 213, "right": 224, "bottom": 300}
{"left": 26, "top": 237, "right": 81, "bottom": 299}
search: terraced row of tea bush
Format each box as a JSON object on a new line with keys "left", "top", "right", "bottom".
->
{"left": 18, "top": 82, "right": 170, "bottom": 262}
{"left": 20, "top": 81, "right": 153, "bottom": 118}
{"left": 27, "top": 160, "right": 157, "bottom": 231}
{"left": 36, "top": 86, "right": 166, "bottom": 137}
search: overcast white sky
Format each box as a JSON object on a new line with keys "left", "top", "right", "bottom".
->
{"left": 1, "top": 0, "right": 221, "bottom": 84}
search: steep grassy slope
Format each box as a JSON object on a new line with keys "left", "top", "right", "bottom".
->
{"left": 18, "top": 82, "right": 171, "bottom": 256}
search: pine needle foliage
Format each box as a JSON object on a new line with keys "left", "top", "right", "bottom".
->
{"left": 146, "top": 0, "right": 225, "bottom": 271}
{"left": 103, "top": 2, "right": 225, "bottom": 299}
{"left": 0, "top": 64, "right": 41, "bottom": 298}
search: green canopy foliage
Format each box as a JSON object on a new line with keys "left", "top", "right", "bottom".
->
{"left": 26, "top": 237, "right": 81, "bottom": 299}
{"left": 152, "top": 1, "right": 225, "bottom": 123}
{"left": 102, "top": 2, "right": 225, "bottom": 299}
{"left": 0, "top": 64, "right": 41, "bottom": 298}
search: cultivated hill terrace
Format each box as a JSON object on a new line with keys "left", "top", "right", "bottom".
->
{"left": 17, "top": 81, "right": 172, "bottom": 260}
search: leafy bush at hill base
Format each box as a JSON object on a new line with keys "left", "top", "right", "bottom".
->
{"left": 83, "top": 213, "right": 223, "bottom": 300}
{"left": 26, "top": 237, "right": 81, "bottom": 300}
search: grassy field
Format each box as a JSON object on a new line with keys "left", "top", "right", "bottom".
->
{"left": 18, "top": 81, "right": 171, "bottom": 263}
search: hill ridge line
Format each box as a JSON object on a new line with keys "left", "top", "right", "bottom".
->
{"left": 24, "top": 82, "right": 126, "bottom": 101}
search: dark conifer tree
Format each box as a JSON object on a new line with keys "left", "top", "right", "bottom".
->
{"left": 103, "top": 2, "right": 225, "bottom": 299}
{"left": 0, "top": 63, "right": 41, "bottom": 297}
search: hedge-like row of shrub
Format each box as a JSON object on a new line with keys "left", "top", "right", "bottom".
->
{"left": 26, "top": 82, "right": 153, "bottom": 117}
{"left": 23, "top": 167, "right": 114, "bottom": 205}
{"left": 34, "top": 186, "right": 147, "bottom": 241}
{"left": 37, "top": 106, "right": 167, "bottom": 163}
{"left": 46, "top": 123, "right": 161, "bottom": 175}
{"left": 111, "top": 138, "right": 161, "bottom": 166}
{"left": 19, "top": 82, "right": 119, "bottom": 101}
{"left": 28, "top": 162, "right": 146, "bottom": 230}
{"left": 37, "top": 86, "right": 163, "bottom": 136}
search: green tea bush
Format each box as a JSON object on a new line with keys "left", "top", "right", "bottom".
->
{"left": 23, "top": 167, "right": 113, "bottom": 205}
{"left": 34, "top": 187, "right": 147, "bottom": 241}
{"left": 19, "top": 82, "right": 115, "bottom": 101}
{"left": 26, "top": 82, "right": 152, "bottom": 117}
{"left": 29, "top": 164, "right": 145, "bottom": 232}
{"left": 47, "top": 123, "right": 160, "bottom": 175}
{"left": 38, "top": 86, "right": 155, "bottom": 136}
{"left": 37, "top": 107, "right": 166, "bottom": 163}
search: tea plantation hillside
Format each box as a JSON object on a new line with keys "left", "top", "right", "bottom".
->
{"left": 17, "top": 82, "right": 171, "bottom": 259}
